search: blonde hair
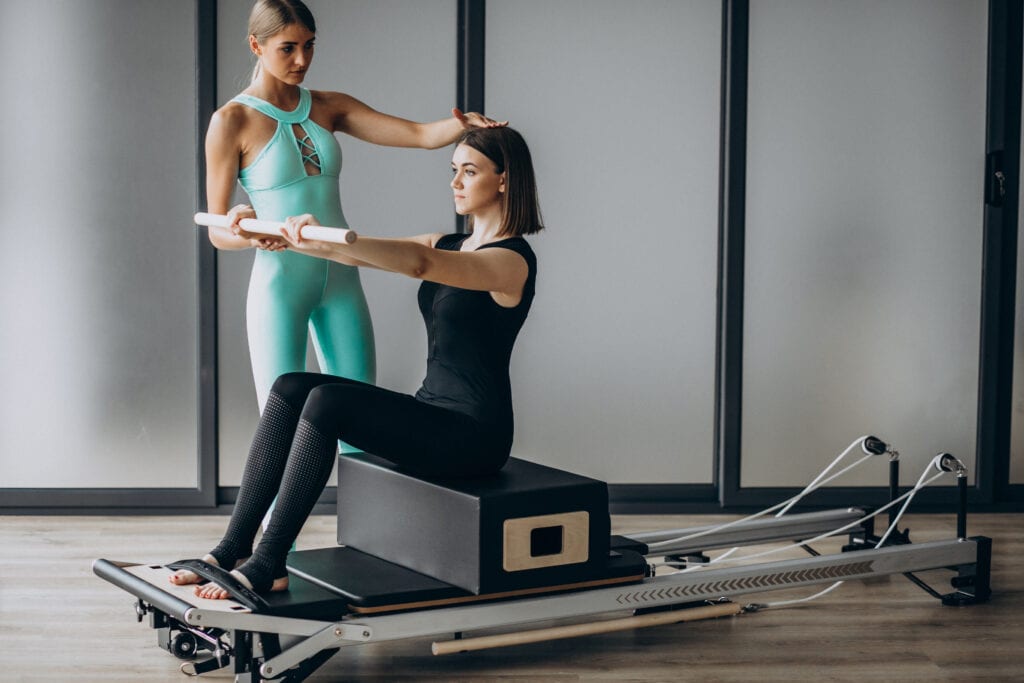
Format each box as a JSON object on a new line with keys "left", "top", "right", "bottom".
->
{"left": 248, "top": 0, "right": 317, "bottom": 82}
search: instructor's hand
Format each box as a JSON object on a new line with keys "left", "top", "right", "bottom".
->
{"left": 227, "top": 204, "right": 288, "bottom": 251}
{"left": 453, "top": 108, "right": 508, "bottom": 129}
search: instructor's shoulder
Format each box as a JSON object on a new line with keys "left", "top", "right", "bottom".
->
{"left": 209, "top": 100, "right": 252, "bottom": 138}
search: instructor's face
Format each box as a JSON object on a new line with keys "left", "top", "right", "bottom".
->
{"left": 253, "top": 24, "right": 316, "bottom": 85}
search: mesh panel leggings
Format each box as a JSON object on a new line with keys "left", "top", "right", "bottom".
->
{"left": 214, "top": 371, "right": 510, "bottom": 591}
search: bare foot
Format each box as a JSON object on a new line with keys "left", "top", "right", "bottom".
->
{"left": 193, "top": 571, "right": 289, "bottom": 600}
{"left": 168, "top": 554, "right": 220, "bottom": 586}
{"left": 168, "top": 555, "right": 251, "bottom": 586}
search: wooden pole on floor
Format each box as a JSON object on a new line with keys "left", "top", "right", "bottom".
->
{"left": 431, "top": 601, "right": 743, "bottom": 655}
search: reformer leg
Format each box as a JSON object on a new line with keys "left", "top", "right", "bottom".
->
{"left": 942, "top": 535, "right": 992, "bottom": 606}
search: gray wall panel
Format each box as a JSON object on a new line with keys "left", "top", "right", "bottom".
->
{"left": 742, "top": 0, "right": 987, "bottom": 487}
{"left": 485, "top": 0, "right": 721, "bottom": 483}
{"left": 0, "top": 0, "right": 198, "bottom": 487}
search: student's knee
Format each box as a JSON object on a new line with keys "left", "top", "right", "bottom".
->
{"left": 299, "top": 384, "right": 353, "bottom": 433}
{"left": 270, "top": 372, "right": 324, "bottom": 410}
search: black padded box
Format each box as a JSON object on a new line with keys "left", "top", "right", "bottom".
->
{"left": 336, "top": 454, "right": 611, "bottom": 594}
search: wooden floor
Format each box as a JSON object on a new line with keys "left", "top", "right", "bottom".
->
{"left": 2, "top": 512, "right": 1022, "bottom": 682}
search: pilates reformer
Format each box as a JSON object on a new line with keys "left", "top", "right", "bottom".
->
{"left": 93, "top": 435, "right": 992, "bottom": 681}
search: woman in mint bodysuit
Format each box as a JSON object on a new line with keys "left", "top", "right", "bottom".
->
{"left": 207, "top": 0, "right": 505, "bottom": 415}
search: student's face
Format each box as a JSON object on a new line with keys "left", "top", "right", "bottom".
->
{"left": 251, "top": 24, "right": 316, "bottom": 85}
{"left": 450, "top": 144, "right": 505, "bottom": 216}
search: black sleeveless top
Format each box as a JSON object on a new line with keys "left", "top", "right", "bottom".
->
{"left": 414, "top": 233, "right": 537, "bottom": 436}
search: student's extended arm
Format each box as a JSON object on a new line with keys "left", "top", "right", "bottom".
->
{"left": 281, "top": 216, "right": 527, "bottom": 302}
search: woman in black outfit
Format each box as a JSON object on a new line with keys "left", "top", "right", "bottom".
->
{"left": 172, "top": 127, "right": 543, "bottom": 598}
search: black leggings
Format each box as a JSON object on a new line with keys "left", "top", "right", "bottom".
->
{"left": 275, "top": 371, "right": 511, "bottom": 477}
{"left": 210, "top": 372, "right": 509, "bottom": 591}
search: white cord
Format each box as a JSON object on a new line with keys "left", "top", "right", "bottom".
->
{"left": 650, "top": 441, "right": 954, "bottom": 613}
{"left": 667, "top": 445, "right": 878, "bottom": 572}
{"left": 775, "top": 437, "right": 874, "bottom": 517}
{"left": 739, "top": 459, "right": 948, "bottom": 608}
{"left": 653, "top": 467, "right": 947, "bottom": 572}
{"left": 648, "top": 436, "right": 877, "bottom": 552}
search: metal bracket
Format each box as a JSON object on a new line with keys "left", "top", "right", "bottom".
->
{"left": 987, "top": 150, "right": 1006, "bottom": 207}
{"left": 260, "top": 622, "right": 372, "bottom": 679}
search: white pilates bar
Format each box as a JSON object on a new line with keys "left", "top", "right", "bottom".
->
{"left": 193, "top": 212, "right": 357, "bottom": 244}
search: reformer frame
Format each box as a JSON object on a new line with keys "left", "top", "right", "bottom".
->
{"left": 93, "top": 504, "right": 992, "bottom": 682}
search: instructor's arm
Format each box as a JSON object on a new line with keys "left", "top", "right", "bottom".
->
{"left": 204, "top": 105, "right": 286, "bottom": 251}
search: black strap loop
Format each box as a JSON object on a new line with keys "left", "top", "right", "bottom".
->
{"left": 167, "top": 559, "right": 269, "bottom": 613}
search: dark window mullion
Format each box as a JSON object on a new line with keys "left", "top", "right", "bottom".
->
{"left": 976, "top": 0, "right": 1022, "bottom": 503}
{"left": 716, "top": 0, "right": 749, "bottom": 507}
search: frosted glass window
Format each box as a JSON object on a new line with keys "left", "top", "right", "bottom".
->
{"left": 486, "top": 0, "right": 721, "bottom": 483}
{"left": 742, "top": 0, "right": 987, "bottom": 487}
{"left": 216, "top": 0, "right": 457, "bottom": 484}
{"left": 1012, "top": 64, "right": 1024, "bottom": 485}
{"left": 0, "top": 1, "right": 198, "bottom": 488}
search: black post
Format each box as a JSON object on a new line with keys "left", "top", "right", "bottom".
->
{"left": 957, "top": 474, "right": 968, "bottom": 540}
{"left": 716, "top": 0, "right": 749, "bottom": 506}
{"left": 455, "top": 0, "right": 486, "bottom": 234}
{"left": 888, "top": 457, "right": 900, "bottom": 529}
{"left": 196, "top": 0, "right": 219, "bottom": 506}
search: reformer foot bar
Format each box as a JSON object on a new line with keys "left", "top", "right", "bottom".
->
{"left": 93, "top": 442, "right": 992, "bottom": 682}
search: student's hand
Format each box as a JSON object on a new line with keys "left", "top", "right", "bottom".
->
{"left": 280, "top": 213, "right": 328, "bottom": 251}
{"left": 227, "top": 204, "right": 288, "bottom": 251}
{"left": 453, "top": 108, "right": 508, "bottom": 129}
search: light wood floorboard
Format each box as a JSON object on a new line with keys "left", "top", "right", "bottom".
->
{"left": 1, "top": 513, "right": 1021, "bottom": 682}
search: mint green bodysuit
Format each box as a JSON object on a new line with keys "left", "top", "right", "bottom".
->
{"left": 232, "top": 87, "right": 375, "bottom": 418}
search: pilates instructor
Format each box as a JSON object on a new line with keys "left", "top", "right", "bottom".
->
{"left": 207, "top": 0, "right": 506, "bottom": 417}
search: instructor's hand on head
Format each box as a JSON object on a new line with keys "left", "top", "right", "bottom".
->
{"left": 453, "top": 108, "right": 508, "bottom": 129}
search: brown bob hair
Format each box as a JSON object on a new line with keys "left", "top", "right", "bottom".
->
{"left": 456, "top": 127, "right": 544, "bottom": 238}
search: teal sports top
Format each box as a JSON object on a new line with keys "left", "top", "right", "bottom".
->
{"left": 232, "top": 87, "right": 348, "bottom": 228}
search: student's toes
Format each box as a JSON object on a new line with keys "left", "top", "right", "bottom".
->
{"left": 169, "top": 570, "right": 197, "bottom": 585}
{"left": 194, "top": 584, "right": 216, "bottom": 599}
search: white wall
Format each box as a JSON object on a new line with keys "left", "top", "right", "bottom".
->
{"left": 486, "top": 0, "right": 722, "bottom": 483}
